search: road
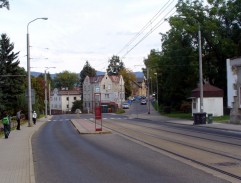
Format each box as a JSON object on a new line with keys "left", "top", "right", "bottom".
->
{"left": 32, "top": 102, "right": 240, "bottom": 183}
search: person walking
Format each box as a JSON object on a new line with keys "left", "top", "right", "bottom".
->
{"left": 32, "top": 111, "right": 37, "bottom": 125}
{"left": 16, "top": 110, "right": 21, "bottom": 130}
{"left": 2, "top": 112, "right": 10, "bottom": 139}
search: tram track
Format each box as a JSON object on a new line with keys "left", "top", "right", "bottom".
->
{"left": 96, "top": 118, "right": 241, "bottom": 182}
{"left": 114, "top": 118, "right": 241, "bottom": 146}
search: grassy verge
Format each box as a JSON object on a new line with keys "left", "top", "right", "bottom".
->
{"left": 161, "top": 112, "right": 230, "bottom": 123}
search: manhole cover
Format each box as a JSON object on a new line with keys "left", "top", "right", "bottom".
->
{"left": 212, "top": 162, "right": 240, "bottom": 167}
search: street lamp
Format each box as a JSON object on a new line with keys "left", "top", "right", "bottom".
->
{"left": 45, "top": 67, "right": 55, "bottom": 118}
{"left": 154, "top": 73, "right": 158, "bottom": 112}
{"left": 197, "top": 23, "right": 204, "bottom": 113}
{"left": 27, "top": 17, "right": 48, "bottom": 127}
{"left": 180, "top": 16, "right": 203, "bottom": 113}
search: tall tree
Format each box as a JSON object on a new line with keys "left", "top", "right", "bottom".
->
{"left": 0, "top": 33, "right": 26, "bottom": 113}
{"left": 0, "top": 0, "right": 9, "bottom": 10}
{"left": 106, "top": 55, "right": 124, "bottom": 75}
{"left": 119, "top": 68, "right": 136, "bottom": 99}
{"left": 79, "top": 61, "right": 96, "bottom": 86}
{"left": 53, "top": 70, "right": 79, "bottom": 90}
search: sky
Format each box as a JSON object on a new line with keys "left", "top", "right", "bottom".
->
{"left": 0, "top": 0, "right": 177, "bottom": 74}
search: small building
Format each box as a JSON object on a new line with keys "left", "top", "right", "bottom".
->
{"left": 50, "top": 88, "right": 81, "bottom": 114}
{"left": 191, "top": 83, "right": 224, "bottom": 116}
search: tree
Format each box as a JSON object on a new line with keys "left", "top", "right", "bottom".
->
{"left": 0, "top": 0, "right": 9, "bottom": 10}
{"left": 106, "top": 55, "right": 124, "bottom": 75}
{"left": 31, "top": 77, "right": 45, "bottom": 114}
{"left": 0, "top": 33, "right": 26, "bottom": 113}
{"left": 144, "top": 0, "right": 241, "bottom": 111}
{"left": 71, "top": 100, "right": 83, "bottom": 112}
{"left": 79, "top": 61, "right": 96, "bottom": 86}
{"left": 119, "top": 68, "right": 136, "bottom": 99}
{"left": 53, "top": 70, "right": 79, "bottom": 90}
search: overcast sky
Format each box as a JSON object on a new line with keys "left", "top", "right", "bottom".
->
{"left": 0, "top": 0, "right": 177, "bottom": 74}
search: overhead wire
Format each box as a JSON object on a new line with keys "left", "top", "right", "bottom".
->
{"left": 121, "top": 8, "right": 176, "bottom": 59}
{"left": 116, "top": 0, "right": 177, "bottom": 56}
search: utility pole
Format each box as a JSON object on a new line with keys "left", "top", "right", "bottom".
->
{"left": 147, "top": 67, "right": 150, "bottom": 114}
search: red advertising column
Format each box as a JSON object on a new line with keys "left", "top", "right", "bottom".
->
{"left": 94, "top": 93, "right": 102, "bottom": 131}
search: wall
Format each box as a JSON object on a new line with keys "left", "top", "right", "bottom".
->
{"left": 192, "top": 97, "right": 223, "bottom": 116}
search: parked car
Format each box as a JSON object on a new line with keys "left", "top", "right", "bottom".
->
{"left": 141, "top": 99, "right": 147, "bottom": 105}
{"left": 122, "top": 103, "right": 129, "bottom": 109}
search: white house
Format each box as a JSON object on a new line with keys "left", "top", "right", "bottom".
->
{"left": 191, "top": 83, "right": 224, "bottom": 116}
{"left": 50, "top": 88, "right": 81, "bottom": 114}
{"left": 83, "top": 73, "right": 125, "bottom": 113}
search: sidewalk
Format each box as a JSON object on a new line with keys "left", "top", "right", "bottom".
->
{"left": 0, "top": 117, "right": 49, "bottom": 183}
{"left": 128, "top": 103, "right": 241, "bottom": 132}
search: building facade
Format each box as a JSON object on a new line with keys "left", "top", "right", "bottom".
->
{"left": 50, "top": 88, "right": 81, "bottom": 114}
{"left": 131, "top": 77, "right": 147, "bottom": 97}
{"left": 83, "top": 73, "right": 125, "bottom": 113}
{"left": 227, "top": 57, "right": 241, "bottom": 124}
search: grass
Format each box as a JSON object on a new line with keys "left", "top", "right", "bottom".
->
{"left": 161, "top": 112, "right": 230, "bottom": 123}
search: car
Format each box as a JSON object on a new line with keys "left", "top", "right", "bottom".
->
{"left": 141, "top": 99, "right": 147, "bottom": 105}
{"left": 122, "top": 103, "right": 129, "bottom": 109}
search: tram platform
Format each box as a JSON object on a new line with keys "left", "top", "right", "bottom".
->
{"left": 71, "top": 118, "right": 111, "bottom": 134}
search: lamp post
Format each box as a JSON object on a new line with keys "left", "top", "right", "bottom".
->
{"left": 45, "top": 67, "right": 55, "bottom": 118}
{"left": 198, "top": 23, "right": 204, "bottom": 113}
{"left": 180, "top": 16, "right": 203, "bottom": 113}
{"left": 27, "top": 17, "right": 48, "bottom": 127}
{"left": 154, "top": 73, "right": 158, "bottom": 112}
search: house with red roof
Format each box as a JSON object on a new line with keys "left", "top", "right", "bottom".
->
{"left": 191, "top": 83, "right": 224, "bottom": 116}
{"left": 83, "top": 73, "right": 125, "bottom": 113}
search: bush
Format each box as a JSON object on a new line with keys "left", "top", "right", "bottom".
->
{"left": 116, "top": 108, "right": 125, "bottom": 114}
{"left": 180, "top": 101, "right": 192, "bottom": 113}
{"left": 164, "top": 106, "right": 171, "bottom": 113}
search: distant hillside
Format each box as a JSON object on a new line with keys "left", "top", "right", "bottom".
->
{"left": 31, "top": 71, "right": 143, "bottom": 79}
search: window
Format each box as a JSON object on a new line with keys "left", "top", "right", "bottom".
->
{"left": 108, "top": 84, "right": 111, "bottom": 90}
{"left": 74, "top": 97, "right": 76, "bottom": 100}
{"left": 103, "top": 85, "right": 105, "bottom": 89}
{"left": 105, "top": 94, "right": 109, "bottom": 99}
{"left": 66, "top": 97, "right": 69, "bottom": 101}
{"left": 67, "top": 104, "right": 69, "bottom": 108}
{"left": 193, "top": 99, "right": 196, "bottom": 109}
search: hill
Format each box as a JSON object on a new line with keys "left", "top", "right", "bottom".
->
{"left": 31, "top": 71, "right": 143, "bottom": 78}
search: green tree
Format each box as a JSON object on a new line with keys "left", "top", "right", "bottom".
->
{"left": 0, "top": 0, "right": 9, "bottom": 10}
{"left": 106, "top": 55, "right": 124, "bottom": 75}
{"left": 79, "top": 61, "right": 96, "bottom": 86}
{"left": 172, "top": 0, "right": 241, "bottom": 106}
{"left": 71, "top": 100, "right": 83, "bottom": 112}
{"left": 119, "top": 68, "right": 136, "bottom": 99}
{"left": 53, "top": 70, "right": 79, "bottom": 90}
{"left": 31, "top": 77, "right": 45, "bottom": 114}
{"left": 0, "top": 34, "right": 26, "bottom": 113}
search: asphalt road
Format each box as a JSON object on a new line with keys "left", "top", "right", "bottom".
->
{"left": 32, "top": 114, "right": 228, "bottom": 183}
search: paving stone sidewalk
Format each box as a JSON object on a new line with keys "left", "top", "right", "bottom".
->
{"left": 0, "top": 117, "right": 49, "bottom": 183}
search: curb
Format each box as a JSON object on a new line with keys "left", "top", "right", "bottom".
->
{"left": 29, "top": 117, "right": 51, "bottom": 183}
{"left": 71, "top": 119, "right": 111, "bottom": 134}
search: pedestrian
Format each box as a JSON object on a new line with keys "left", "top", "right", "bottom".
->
{"left": 32, "top": 111, "right": 37, "bottom": 125}
{"left": 2, "top": 111, "right": 10, "bottom": 139}
{"left": 16, "top": 109, "right": 21, "bottom": 130}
